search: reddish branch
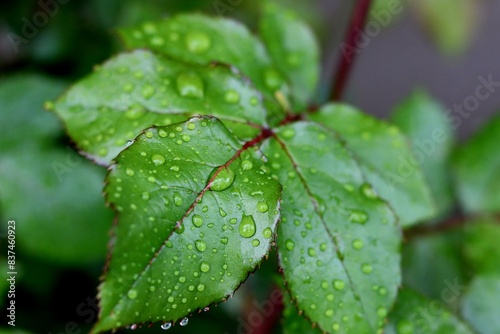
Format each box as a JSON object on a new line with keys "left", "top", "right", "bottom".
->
{"left": 330, "top": 0, "right": 373, "bottom": 101}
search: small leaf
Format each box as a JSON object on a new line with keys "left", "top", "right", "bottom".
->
{"left": 452, "top": 115, "right": 500, "bottom": 213}
{"left": 460, "top": 274, "right": 500, "bottom": 334}
{"left": 310, "top": 104, "right": 436, "bottom": 227}
{"left": 259, "top": 2, "right": 319, "bottom": 110}
{"left": 412, "top": 0, "right": 479, "bottom": 55}
{"left": 463, "top": 217, "right": 500, "bottom": 275}
{"left": 53, "top": 50, "right": 267, "bottom": 165}
{"left": 391, "top": 90, "right": 455, "bottom": 217}
{"left": 94, "top": 116, "right": 281, "bottom": 333}
{"left": 118, "top": 15, "right": 288, "bottom": 111}
{"left": 385, "top": 288, "right": 473, "bottom": 334}
{"left": 261, "top": 122, "right": 401, "bottom": 333}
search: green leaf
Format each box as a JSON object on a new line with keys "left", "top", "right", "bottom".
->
{"left": 261, "top": 122, "right": 401, "bottom": 333}
{"left": 118, "top": 15, "right": 289, "bottom": 109}
{"left": 401, "top": 231, "right": 467, "bottom": 304}
{"left": 391, "top": 89, "right": 455, "bottom": 217}
{"left": 452, "top": 115, "right": 500, "bottom": 213}
{"left": 412, "top": 0, "right": 478, "bottom": 55}
{"left": 94, "top": 116, "right": 281, "bottom": 333}
{"left": 282, "top": 291, "right": 322, "bottom": 334}
{"left": 0, "top": 75, "right": 113, "bottom": 265}
{"left": 0, "top": 74, "right": 65, "bottom": 149}
{"left": 463, "top": 217, "right": 500, "bottom": 275}
{"left": 385, "top": 288, "right": 473, "bottom": 334}
{"left": 259, "top": 2, "right": 319, "bottom": 110}
{"left": 53, "top": 50, "right": 267, "bottom": 166}
{"left": 460, "top": 274, "right": 500, "bottom": 334}
{"left": 310, "top": 104, "right": 436, "bottom": 227}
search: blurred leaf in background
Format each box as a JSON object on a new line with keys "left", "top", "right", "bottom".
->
{"left": 412, "top": 0, "right": 480, "bottom": 56}
{"left": 0, "top": 74, "right": 113, "bottom": 265}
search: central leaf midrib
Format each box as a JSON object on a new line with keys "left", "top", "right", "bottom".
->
{"left": 103, "top": 126, "right": 273, "bottom": 323}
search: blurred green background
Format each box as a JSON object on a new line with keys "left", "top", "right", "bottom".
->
{"left": 0, "top": 0, "right": 499, "bottom": 333}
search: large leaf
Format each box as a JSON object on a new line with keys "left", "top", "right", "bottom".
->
{"left": 118, "top": 14, "right": 289, "bottom": 111}
{"left": 261, "top": 122, "right": 401, "bottom": 333}
{"left": 463, "top": 217, "right": 500, "bottom": 276}
{"left": 259, "top": 2, "right": 319, "bottom": 110}
{"left": 53, "top": 50, "right": 267, "bottom": 166}
{"left": 386, "top": 288, "right": 473, "bottom": 334}
{"left": 0, "top": 74, "right": 113, "bottom": 265}
{"left": 460, "top": 274, "right": 500, "bottom": 334}
{"left": 310, "top": 103, "right": 436, "bottom": 227}
{"left": 452, "top": 115, "right": 500, "bottom": 213}
{"left": 94, "top": 116, "right": 281, "bottom": 332}
{"left": 391, "top": 90, "right": 455, "bottom": 217}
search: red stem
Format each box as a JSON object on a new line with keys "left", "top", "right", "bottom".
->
{"left": 330, "top": 0, "right": 373, "bottom": 101}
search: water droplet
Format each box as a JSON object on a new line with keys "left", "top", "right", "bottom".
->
{"left": 252, "top": 239, "right": 260, "bottom": 247}
{"left": 200, "top": 262, "right": 210, "bottom": 272}
{"left": 187, "top": 122, "right": 196, "bottom": 130}
{"left": 98, "top": 147, "right": 108, "bottom": 157}
{"left": 362, "top": 263, "right": 373, "bottom": 274}
{"left": 257, "top": 202, "right": 269, "bottom": 213}
{"left": 151, "top": 154, "right": 166, "bottom": 166}
{"left": 308, "top": 248, "right": 316, "bottom": 257}
{"left": 195, "top": 240, "right": 207, "bottom": 252}
{"left": 325, "top": 309, "right": 334, "bottom": 316}
{"left": 262, "top": 227, "right": 272, "bottom": 239}
{"left": 185, "top": 31, "right": 211, "bottom": 54}
{"left": 161, "top": 322, "right": 172, "bottom": 330}
{"left": 174, "top": 193, "right": 183, "bottom": 206}
{"left": 210, "top": 168, "right": 235, "bottom": 191}
{"left": 333, "top": 279, "right": 345, "bottom": 290}
{"left": 377, "top": 307, "right": 387, "bottom": 318}
{"left": 352, "top": 239, "right": 363, "bottom": 250}
{"left": 321, "top": 281, "right": 329, "bottom": 289}
{"left": 125, "top": 168, "right": 135, "bottom": 176}
{"left": 170, "top": 165, "right": 180, "bottom": 172}
{"left": 326, "top": 293, "right": 334, "bottom": 301}
{"left": 175, "top": 223, "right": 185, "bottom": 234}
{"left": 197, "top": 283, "right": 205, "bottom": 291}
{"left": 263, "top": 68, "right": 282, "bottom": 90}
{"left": 192, "top": 214, "right": 203, "bottom": 227}
{"left": 125, "top": 103, "right": 146, "bottom": 120}
{"left": 220, "top": 237, "right": 228, "bottom": 245}
{"left": 224, "top": 90, "right": 240, "bottom": 104}
{"left": 141, "top": 85, "right": 155, "bottom": 99}
{"left": 126, "top": 139, "right": 134, "bottom": 147}
{"left": 179, "top": 317, "right": 189, "bottom": 326}
{"left": 360, "top": 183, "right": 377, "bottom": 199}
{"left": 285, "top": 239, "right": 295, "bottom": 251}
{"left": 239, "top": 215, "right": 256, "bottom": 238}
{"left": 241, "top": 160, "right": 253, "bottom": 170}
{"left": 127, "top": 289, "right": 138, "bottom": 299}
{"left": 320, "top": 242, "right": 327, "bottom": 251}
{"left": 177, "top": 73, "right": 204, "bottom": 99}
{"left": 349, "top": 209, "right": 368, "bottom": 224}
{"left": 281, "top": 128, "right": 295, "bottom": 139}
{"left": 181, "top": 134, "right": 190, "bottom": 142}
